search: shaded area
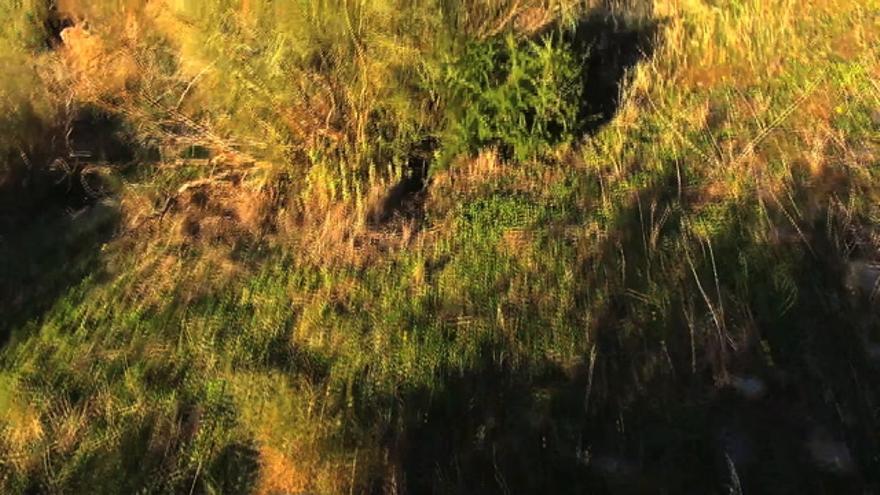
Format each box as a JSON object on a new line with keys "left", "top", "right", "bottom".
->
{"left": 569, "top": 14, "right": 657, "bottom": 133}
{"left": 0, "top": 199, "right": 119, "bottom": 346}
{"left": 387, "top": 361, "right": 595, "bottom": 494}
{"left": 369, "top": 137, "right": 438, "bottom": 225}
{"left": 375, "top": 162, "right": 880, "bottom": 492}
{"left": 67, "top": 107, "right": 137, "bottom": 165}
{"left": 1, "top": 106, "right": 136, "bottom": 212}
{"left": 0, "top": 107, "right": 138, "bottom": 343}
{"left": 43, "top": 2, "right": 74, "bottom": 49}
{"left": 206, "top": 442, "right": 261, "bottom": 495}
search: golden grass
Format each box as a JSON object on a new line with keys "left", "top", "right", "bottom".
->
{"left": 0, "top": 395, "right": 44, "bottom": 474}
{"left": 255, "top": 446, "right": 311, "bottom": 495}
{"left": 57, "top": 23, "right": 137, "bottom": 102}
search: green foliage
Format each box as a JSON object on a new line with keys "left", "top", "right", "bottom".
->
{"left": 438, "top": 33, "right": 584, "bottom": 163}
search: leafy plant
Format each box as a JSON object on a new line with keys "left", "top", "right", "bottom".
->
{"left": 438, "top": 32, "right": 584, "bottom": 163}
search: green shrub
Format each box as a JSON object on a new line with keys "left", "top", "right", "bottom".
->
{"left": 437, "top": 32, "right": 584, "bottom": 163}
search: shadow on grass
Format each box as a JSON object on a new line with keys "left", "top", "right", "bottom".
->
{"left": 0, "top": 107, "right": 139, "bottom": 345}
{"left": 373, "top": 162, "right": 880, "bottom": 493}
{"left": 0, "top": 198, "right": 119, "bottom": 346}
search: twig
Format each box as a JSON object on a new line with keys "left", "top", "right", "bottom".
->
{"left": 584, "top": 344, "right": 598, "bottom": 413}
{"left": 767, "top": 186, "right": 816, "bottom": 258}
{"left": 349, "top": 447, "right": 359, "bottom": 495}
{"left": 734, "top": 73, "right": 825, "bottom": 166}
{"left": 175, "top": 61, "right": 216, "bottom": 111}
{"left": 176, "top": 171, "right": 236, "bottom": 194}
{"left": 683, "top": 298, "right": 697, "bottom": 375}
{"left": 706, "top": 238, "right": 726, "bottom": 343}
{"left": 18, "top": 148, "right": 32, "bottom": 171}
{"left": 484, "top": 0, "right": 523, "bottom": 39}
{"left": 683, "top": 238, "right": 727, "bottom": 375}
{"left": 122, "top": 171, "right": 239, "bottom": 237}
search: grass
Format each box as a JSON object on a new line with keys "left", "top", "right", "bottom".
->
{"left": 1, "top": 0, "right": 880, "bottom": 493}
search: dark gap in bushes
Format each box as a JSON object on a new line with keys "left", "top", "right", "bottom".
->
{"left": 0, "top": 106, "right": 146, "bottom": 345}
{"left": 43, "top": 1, "right": 74, "bottom": 49}
{"left": 206, "top": 442, "right": 261, "bottom": 495}
{"left": 569, "top": 14, "right": 658, "bottom": 133}
{"left": 369, "top": 137, "right": 438, "bottom": 226}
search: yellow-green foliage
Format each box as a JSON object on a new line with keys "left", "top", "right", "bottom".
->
{"left": 0, "top": 0, "right": 55, "bottom": 178}
{"left": 0, "top": 0, "right": 48, "bottom": 50}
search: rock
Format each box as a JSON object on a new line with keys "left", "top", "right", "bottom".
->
{"left": 729, "top": 375, "right": 766, "bottom": 400}
{"left": 871, "top": 109, "right": 880, "bottom": 127}
{"left": 807, "top": 432, "right": 855, "bottom": 475}
{"left": 845, "top": 261, "right": 880, "bottom": 298}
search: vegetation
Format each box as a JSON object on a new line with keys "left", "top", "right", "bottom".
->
{"left": 438, "top": 33, "right": 584, "bottom": 162}
{"left": 1, "top": 0, "right": 879, "bottom": 493}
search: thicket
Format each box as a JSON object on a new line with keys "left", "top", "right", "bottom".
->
{"left": 0, "top": 1, "right": 593, "bottom": 207}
